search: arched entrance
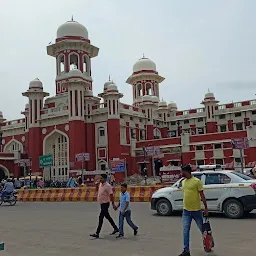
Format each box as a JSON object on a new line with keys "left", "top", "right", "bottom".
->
{"left": 43, "top": 130, "right": 69, "bottom": 181}
{"left": 0, "top": 165, "right": 10, "bottom": 180}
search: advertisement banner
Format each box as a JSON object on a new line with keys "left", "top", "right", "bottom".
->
{"left": 231, "top": 138, "right": 249, "bottom": 149}
{"left": 110, "top": 159, "right": 125, "bottom": 172}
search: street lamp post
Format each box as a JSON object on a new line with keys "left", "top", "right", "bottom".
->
{"left": 0, "top": 131, "right": 3, "bottom": 152}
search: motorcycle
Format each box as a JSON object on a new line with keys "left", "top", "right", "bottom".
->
{"left": 0, "top": 190, "right": 18, "bottom": 206}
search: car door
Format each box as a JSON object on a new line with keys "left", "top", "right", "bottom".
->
{"left": 171, "top": 174, "right": 203, "bottom": 210}
{"left": 202, "top": 173, "right": 231, "bottom": 211}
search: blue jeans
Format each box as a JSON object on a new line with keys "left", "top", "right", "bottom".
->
{"left": 119, "top": 210, "right": 138, "bottom": 235}
{"left": 183, "top": 209, "right": 203, "bottom": 252}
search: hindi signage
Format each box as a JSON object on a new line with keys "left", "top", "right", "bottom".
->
{"left": 14, "top": 159, "right": 31, "bottom": 167}
{"left": 144, "top": 146, "right": 161, "bottom": 156}
{"left": 160, "top": 165, "right": 181, "bottom": 183}
{"left": 110, "top": 159, "right": 125, "bottom": 172}
{"left": 231, "top": 138, "right": 249, "bottom": 149}
{"left": 76, "top": 153, "right": 90, "bottom": 162}
{"left": 39, "top": 154, "right": 53, "bottom": 168}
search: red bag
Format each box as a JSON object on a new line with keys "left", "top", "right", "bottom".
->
{"left": 203, "top": 217, "right": 214, "bottom": 252}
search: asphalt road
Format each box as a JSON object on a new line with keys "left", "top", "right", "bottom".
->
{"left": 1, "top": 202, "right": 256, "bottom": 256}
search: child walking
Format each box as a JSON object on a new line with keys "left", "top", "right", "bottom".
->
{"left": 115, "top": 183, "right": 138, "bottom": 238}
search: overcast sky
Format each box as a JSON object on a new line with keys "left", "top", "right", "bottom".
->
{"left": 1, "top": 0, "right": 256, "bottom": 120}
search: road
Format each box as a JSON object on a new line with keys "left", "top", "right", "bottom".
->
{"left": 1, "top": 202, "right": 256, "bottom": 256}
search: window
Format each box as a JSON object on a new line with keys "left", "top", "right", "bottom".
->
{"left": 137, "top": 84, "right": 142, "bottom": 96}
{"left": 131, "top": 128, "right": 136, "bottom": 139}
{"left": 100, "top": 163, "right": 106, "bottom": 171}
{"left": 184, "top": 119, "right": 189, "bottom": 124}
{"left": 193, "top": 174, "right": 202, "bottom": 180}
{"left": 253, "top": 121, "right": 256, "bottom": 126}
{"left": 168, "top": 131, "right": 176, "bottom": 138}
{"left": 130, "top": 117, "right": 133, "bottom": 121}
{"left": 120, "top": 115, "right": 123, "bottom": 119}
{"left": 196, "top": 145, "right": 203, "bottom": 151}
{"left": 236, "top": 123, "right": 243, "bottom": 130}
{"left": 196, "top": 160, "right": 204, "bottom": 166}
{"left": 198, "top": 117, "right": 203, "bottom": 122}
{"left": 235, "top": 158, "right": 241, "bottom": 163}
{"left": 234, "top": 102, "right": 242, "bottom": 107}
{"left": 69, "top": 53, "right": 79, "bottom": 70}
{"left": 205, "top": 173, "right": 231, "bottom": 185}
{"left": 234, "top": 112, "right": 241, "bottom": 117}
{"left": 197, "top": 127, "right": 204, "bottom": 135}
{"left": 219, "top": 114, "right": 225, "bottom": 119}
{"left": 218, "top": 105, "right": 226, "bottom": 110}
{"left": 140, "top": 130, "right": 145, "bottom": 140}
{"left": 220, "top": 125, "right": 227, "bottom": 132}
{"left": 99, "top": 129, "right": 105, "bottom": 136}
{"left": 252, "top": 110, "right": 256, "bottom": 115}
{"left": 214, "top": 144, "right": 222, "bottom": 149}
{"left": 231, "top": 172, "right": 253, "bottom": 181}
{"left": 154, "top": 128, "right": 161, "bottom": 139}
{"left": 170, "top": 121, "right": 176, "bottom": 126}
{"left": 145, "top": 83, "right": 152, "bottom": 95}
{"left": 215, "top": 159, "right": 224, "bottom": 165}
{"left": 251, "top": 100, "right": 256, "bottom": 105}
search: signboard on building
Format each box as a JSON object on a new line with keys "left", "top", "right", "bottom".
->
{"left": 168, "top": 147, "right": 181, "bottom": 155}
{"left": 144, "top": 146, "right": 161, "bottom": 156}
{"left": 75, "top": 153, "right": 90, "bottom": 162}
{"left": 14, "top": 159, "right": 31, "bottom": 167}
{"left": 231, "top": 138, "right": 249, "bottom": 149}
{"left": 110, "top": 159, "right": 125, "bottom": 172}
{"left": 160, "top": 165, "right": 181, "bottom": 183}
{"left": 39, "top": 154, "right": 53, "bottom": 168}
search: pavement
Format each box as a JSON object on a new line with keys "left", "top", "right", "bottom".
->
{"left": 1, "top": 202, "right": 256, "bottom": 256}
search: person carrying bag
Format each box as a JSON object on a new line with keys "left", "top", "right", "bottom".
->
{"left": 203, "top": 217, "right": 215, "bottom": 252}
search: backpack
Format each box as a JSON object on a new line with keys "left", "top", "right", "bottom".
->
{"left": 203, "top": 217, "right": 215, "bottom": 252}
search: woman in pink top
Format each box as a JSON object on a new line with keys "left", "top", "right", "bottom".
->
{"left": 90, "top": 174, "right": 118, "bottom": 238}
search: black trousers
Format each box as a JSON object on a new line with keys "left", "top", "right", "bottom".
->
{"left": 96, "top": 202, "right": 118, "bottom": 234}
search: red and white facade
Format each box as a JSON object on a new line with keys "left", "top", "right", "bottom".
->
{"left": 1, "top": 19, "right": 256, "bottom": 181}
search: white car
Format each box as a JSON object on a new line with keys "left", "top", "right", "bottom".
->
{"left": 151, "top": 170, "right": 256, "bottom": 219}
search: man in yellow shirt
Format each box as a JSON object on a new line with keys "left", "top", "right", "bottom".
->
{"left": 179, "top": 165, "right": 208, "bottom": 256}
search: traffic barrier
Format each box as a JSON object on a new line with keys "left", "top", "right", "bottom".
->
{"left": 17, "top": 185, "right": 164, "bottom": 202}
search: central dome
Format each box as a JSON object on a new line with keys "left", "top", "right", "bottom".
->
{"left": 57, "top": 20, "right": 88, "bottom": 39}
{"left": 133, "top": 57, "right": 156, "bottom": 73}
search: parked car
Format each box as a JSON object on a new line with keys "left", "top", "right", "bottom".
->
{"left": 151, "top": 167, "right": 256, "bottom": 219}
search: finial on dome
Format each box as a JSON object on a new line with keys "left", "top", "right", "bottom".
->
{"left": 143, "top": 53, "right": 145, "bottom": 58}
{"left": 71, "top": 15, "right": 74, "bottom": 21}
{"left": 208, "top": 88, "right": 210, "bottom": 93}
{"left": 108, "top": 75, "right": 111, "bottom": 81}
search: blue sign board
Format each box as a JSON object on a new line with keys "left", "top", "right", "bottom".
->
{"left": 110, "top": 159, "right": 125, "bottom": 172}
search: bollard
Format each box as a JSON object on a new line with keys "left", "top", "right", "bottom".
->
{"left": 0, "top": 242, "right": 4, "bottom": 251}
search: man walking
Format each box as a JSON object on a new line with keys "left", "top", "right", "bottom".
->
{"left": 90, "top": 174, "right": 119, "bottom": 238}
{"left": 179, "top": 165, "right": 208, "bottom": 256}
{"left": 115, "top": 183, "right": 138, "bottom": 238}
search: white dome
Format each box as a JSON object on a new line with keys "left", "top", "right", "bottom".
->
{"left": 29, "top": 78, "right": 43, "bottom": 89}
{"left": 85, "top": 90, "right": 93, "bottom": 97}
{"left": 108, "top": 83, "right": 118, "bottom": 91}
{"left": 159, "top": 100, "right": 167, "bottom": 107}
{"left": 57, "top": 20, "right": 88, "bottom": 39}
{"left": 133, "top": 57, "right": 156, "bottom": 73}
{"left": 151, "top": 96, "right": 159, "bottom": 103}
{"left": 142, "top": 95, "right": 153, "bottom": 102}
{"left": 168, "top": 101, "right": 177, "bottom": 110}
{"left": 204, "top": 91, "right": 215, "bottom": 99}
{"left": 68, "top": 68, "right": 83, "bottom": 76}
{"left": 104, "top": 81, "right": 113, "bottom": 90}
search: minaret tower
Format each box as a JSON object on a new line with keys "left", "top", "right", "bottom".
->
{"left": 201, "top": 90, "right": 219, "bottom": 133}
{"left": 47, "top": 18, "right": 99, "bottom": 95}
{"left": 22, "top": 78, "right": 49, "bottom": 173}
{"left": 126, "top": 56, "right": 165, "bottom": 107}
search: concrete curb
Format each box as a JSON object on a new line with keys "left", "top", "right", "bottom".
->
{"left": 17, "top": 186, "right": 164, "bottom": 202}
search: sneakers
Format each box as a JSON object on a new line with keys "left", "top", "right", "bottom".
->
{"left": 178, "top": 251, "right": 191, "bottom": 256}
{"left": 89, "top": 233, "right": 99, "bottom": 239}
{"left": 116, "top": 234, "right": 124, "bottom": 239}
{"left": 110, "top": 229, "right": 119, "bottom": 235}
{"left": 134, "top": 228, "right": 138, "bottom": 236}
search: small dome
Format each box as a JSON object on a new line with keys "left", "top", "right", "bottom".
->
{"left": 29, "top": 78, "right": 43, "bottom": 89}
{"left": 151, "top": 96, "right": 159, "bottom": 103}
{"left": 107, "top": 83, "right": 118, "bottom": 92}
{"left": 168, "top": 101, "right": 177, "bottom": 110}
{"left": 57, "top": 20, "right": 88, "bottom": 39}
{"left": 142, "top": 95, "right": 153, "bottom": 102}
{"left": 204, "top": 90, "right": 215, "bottom": 99}
{"left": 159, "top": 100, "right": 167, "bottom": 108}
{"left": 104, "top": 81, "right": 113, "bottom": 90}
{"left": 85, "top": 90, "right": 93, "bottom": 97}
{"left": 68, "top": 68, "right": 83, "bottom": 76}
{"left": 133, "top": 57, "right": 156, "bottom": 73}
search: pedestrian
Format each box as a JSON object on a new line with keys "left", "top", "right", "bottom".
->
{"left": 110, "top": 173, "right": 115, "bottom": 186}
{"left": 66, "top": 174, "right": 77, "bottom": 188}
{"left": 14, "top": 177, "right": 22, "bottom": 189}
{"left": 115, "top": 183, "right": 138, "bottom": 238}
{"left": 38, "top": 178, "right": 44, "bottom": 188}
{"left": 78, "top": 176, "right": 82, "bottom": 185}
{"left": 178, "top": 165, "right": 208, "bottom": 256}
{"left": 90, "top": 174, "right": 119, "bottom": 238}
{"left": 33, "top": 176, "right": 38, "bottom": 189}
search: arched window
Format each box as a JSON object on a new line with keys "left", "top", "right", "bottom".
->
{"left": 154, "top": 128, "right": 161, "bottom": 139}
{"left": 69, "top": 53, "right": 79, "bottom": 70}
{"left": 4, "top": 140, "right": 23, "bottom": 153}
{"left": 83, "top": 55, "right": 90, "bottom": 74}
{"left": 146, "top": 82, "right": 152, "bottom": 95}
{"left": 98, "top": 127, "right": 106, "bottom": 144}
{"left": 137, "top": 83, "right": 142, "bottom": 96}
{"left": 98, "top": 160, "right": 108, "bottom": 171}
{"left": 58, "top": 54, "right": 65, "bottom": 74}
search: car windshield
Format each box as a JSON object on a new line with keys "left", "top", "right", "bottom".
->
{"left": 231, "top": 172, "right": 253, "bottom": 180}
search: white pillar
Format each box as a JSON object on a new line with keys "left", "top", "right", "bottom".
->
{"left": 72, "top": 89, "right": 75, "bottom": 117}
{"left": 77, "top": 90, "right": 81, "bottom": 117}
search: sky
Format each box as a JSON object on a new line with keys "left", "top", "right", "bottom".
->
{"left": 1, "top": 0, "right": 256, "bottom": 120}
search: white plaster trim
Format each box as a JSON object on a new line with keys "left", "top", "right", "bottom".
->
{"left": 3, "top": 139, "right": 24, "bottom": 153}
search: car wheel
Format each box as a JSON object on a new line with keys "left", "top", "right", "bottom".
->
{"left": 156, "top": 199, "right": 172, "bottom": 216}
{"left": 223, "top": 199, "right": 244, "bottom": 219}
